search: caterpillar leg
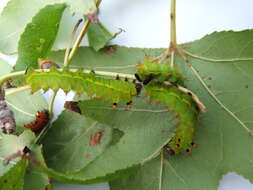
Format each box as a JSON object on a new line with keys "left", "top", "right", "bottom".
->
{"left": 143, "top": 75, "right": 155, "bottom": 85}
{"left": 126, "top": 101, "right": 132, "bottom": 108}
{"left": 186, "top": 149, "right": 192, "bottom": 155}
{"left": 165, "top": 147, "right": 175, "bottom": 155}
{"left": 191, "top": 142, "right": 197, "bottom": 147}
{"left": 116, "top": 75, "right": 120, "bottom": 80}
{"left": 112, "top": 103, "right": 118, "bottom": 108}
{"left": 135, "top": 83, "right": 143, "bottom": 96}
{"left": 134, "top": 74, "right": 143, "bottom": 82}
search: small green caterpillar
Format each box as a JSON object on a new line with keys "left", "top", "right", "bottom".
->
{"left": 25, "top": 68, "right": 137, "bottom": 107}
{"left": 135, "top": 56, "right": 185, "bottom": 85}
{"left": 144, "top": 83, "right": 199, "bottom": 154}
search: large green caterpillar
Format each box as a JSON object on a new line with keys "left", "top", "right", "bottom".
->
{"left": 25, "top": 68, "right": 137, "bottom": 107}
{"left": 135, "top": 56, "right": 185, "bottom": 85}
{"left": 144, "top": 82, "right": 199, "bottom": 154}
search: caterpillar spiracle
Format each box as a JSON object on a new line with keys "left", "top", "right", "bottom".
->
{"left": 145, "top": 82, "right": 199, "bottom": 155}
{"left": 135, "top": 56, "right": 185, "bottom": 85}
{"left": 24, "top": 68, "right": 137, "bottom": 108}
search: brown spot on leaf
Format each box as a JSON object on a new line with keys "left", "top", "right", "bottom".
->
{"left": 208, "top": 77, "right": 212, "bottom": 80}
{"left": 38, "top": 58, "right": 59, "bottom": 69}
{"left": 103, "top": 46, "right": 117, "bottom": 54}
{"left": 207, "top": 85, "right": 211, "bottom": 89}
{"left": 64, "top": 101, "right": 81, "bottom": 114}
{"left": 245, "top": 85, "right": 249, "bottom": 88}
{"left": 89, "top": 131, "right": 104, "bottom": 146}
{"left": 3, "top": 81, "right": 15, "bottom": 89}
{"left": 85, "top": 154, "right": 91, "bottom": 159}
{"left": 86, "top": 13, "right": 99, "bottom": 23}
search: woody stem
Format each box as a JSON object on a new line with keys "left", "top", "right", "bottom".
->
{"left": 170, "top": 0, "right": 177, "bottom": 45}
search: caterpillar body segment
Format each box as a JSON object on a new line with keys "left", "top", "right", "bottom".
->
{"left": 135, "top": 56, "right": 185, "bottom": 85}
{"left": 25, "top": 68, "right": 137, "bottom": 104}
{"left": 144, "top": 83, "right": 199, "bottom": 154}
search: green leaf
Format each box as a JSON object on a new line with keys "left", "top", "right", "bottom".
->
{"left": 0, "top": 159, "right": 28, "bottom": 190}
{"left": 0, "top": 0, "right": 96, "bottom": 54}
{"left": 69, "top": 98, "right": 176, "bottom": 183}
{"left": 0, "top": 130, "right": 35, "bottom": 177}
{"left": 48, "top": 30, "right": 253, "bottom": 188}
{"left": 41, "top": 96, "right": 176, "bottom": 184}
{"left": 22, "top": 142, "right": 52, "bottom": 190}
{"left": 0, "top": 131, "right": 51, "bottom": 190}
{"left": 0, "top": 58, "right": 12, "bottom": 76}
{"left": 110, "top": 155, "right": 161, "bottom": 190}
{"left": 5, "top": 89, "right": 48, "bottom": 127}
{"left": 110, "top": 30, "right": 253, "bottom": 189}
{"left": 14, "top": 4, "right": 66, "bottom": 72}
{"left": 23, "top": 165, "right": 51, "bottom": 190}
{"left": 47, "top": 46, "right": 163, "bottom": 72}
{"left": 88, "top": 22, "right": 121, "bottom": 51}
{"left": 41, "top": 110, "right": 112, "bottom": 173}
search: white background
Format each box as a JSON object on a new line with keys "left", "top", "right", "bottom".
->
{"left": 1, "top": 0, "right": 253, "bottom": 190}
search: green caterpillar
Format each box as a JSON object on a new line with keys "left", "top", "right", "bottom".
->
{"left": 25, "top": 68, "right": 137, "bottom": 107}
{"left": 145, "top": 82, "right": 199, "bottom": 155}
{"left": 135, "top": 56, "right": 185, "bottom": 85}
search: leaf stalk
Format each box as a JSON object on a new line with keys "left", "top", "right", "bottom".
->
{"left": 67, "top": 0, "right": 102, "bottom": 63}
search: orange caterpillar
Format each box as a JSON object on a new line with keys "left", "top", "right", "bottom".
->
{"left": 24, "top": 110, "right": 50, "bottom": 132}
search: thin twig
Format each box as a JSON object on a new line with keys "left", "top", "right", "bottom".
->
{"left": 0, "top": 69, "right": 136, "bottom": 86}
{"left": 5, "top": 86, "right": 31, "bottom": 96}
{"left": 157, "top": 0, "right": 177, "bottom": 63}
{"left": 163, "top": 81, "right": 207, "bottom": 113}
{"left": 48, "top": 91, "right": 57, "bottom": 118}
{"left": 159, "top": 152, "right": 164, "bottom": 190}
{"left": 170, "top": 0, "right": 177, "bottom": 45}
{"left": 170, "top": 50, "right": 175, "bottom": 67}
{"left": 67, "top": 20, "right": 90, "bottom": 62}
{"left": 67, "top": 0, "right": 102, "bottom": 63}
{"left": 64, "top": 19, "right": 83, "bottom": 67}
